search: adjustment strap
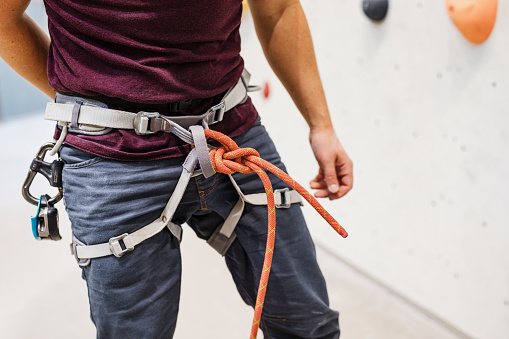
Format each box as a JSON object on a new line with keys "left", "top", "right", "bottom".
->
{"left": 227, "top": 175, "right": 303, "bottom": 208}
{"left": 73, "top": 151, "right": 198, "bottom": 261}
{"left": 206, "top": 175, "right": 303, "bottom": 256}
{"left": 207, "top": 197, "right": 244, "bottom": 256}
{"left": 244, "top": 189, "right": 303, "bottom": 208}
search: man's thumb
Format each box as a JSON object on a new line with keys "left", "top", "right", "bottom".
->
{"left": 323, "top": 164, "right": 339, "bottom": 193}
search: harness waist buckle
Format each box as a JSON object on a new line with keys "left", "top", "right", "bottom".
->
{"left": 210, "top": 101, "right": 226, "bottom": 124}
{"left": 275, "top": 188, "right": 292, "bottom": 208}
{"left": 134, "top": 112, "right": 161, "bottom": 135}
{"left": 109, "top": 233, "right": 134, "bottom": 257}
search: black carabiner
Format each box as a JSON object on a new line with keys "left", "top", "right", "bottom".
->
{"left": 22, "top": 143, "right": 64, "bottom": 206}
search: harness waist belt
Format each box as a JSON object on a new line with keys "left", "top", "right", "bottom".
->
{"left": 45, "top": 68, "right": 253, "bottom": 132}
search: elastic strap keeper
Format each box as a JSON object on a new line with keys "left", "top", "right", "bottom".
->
{"left": 70, "top": 101, "right": 83, "bottom": 130}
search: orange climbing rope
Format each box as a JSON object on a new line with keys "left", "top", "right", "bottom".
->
{"left": 204, "top": 129, "right": 348, "bottom": 339}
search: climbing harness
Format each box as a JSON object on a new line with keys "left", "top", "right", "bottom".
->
{"left": 22, "top": 142, "right": 63, "bottom": 241}
{"left": 34, "top": 69, "right": 348, "bottom": 338}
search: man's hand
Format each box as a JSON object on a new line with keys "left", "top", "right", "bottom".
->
{"left": 249, "top": 0, "right": 352, "bottom": 199}
{"left": 309, "top": 127, "right": 353, "bottom": 200}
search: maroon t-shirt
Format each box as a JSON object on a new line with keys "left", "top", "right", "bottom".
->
{"left": 44, "top": 0, "right": 258, "bottom": 161}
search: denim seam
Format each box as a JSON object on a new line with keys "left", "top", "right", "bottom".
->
{"left": 64, "top": 158, "right": 103, "bottom": 169}
{"left": 194, "top": 176, "right": 208, "bottom": 210}
{"left": 194, "top": 174, "right": 219, "bottom": 210}
{"left": 202, "top": 174, "right": 219, "bottom": 197}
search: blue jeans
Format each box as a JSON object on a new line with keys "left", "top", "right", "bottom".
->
{"left": 60, "top": 121, "right": 340, "bottom": 338}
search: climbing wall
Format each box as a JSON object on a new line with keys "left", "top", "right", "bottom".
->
{"left": 241, "top": 1, "right": 508, "bottom": 338}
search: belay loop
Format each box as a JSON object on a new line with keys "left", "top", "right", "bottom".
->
{"left": 202, "top": 129, "right": 348, "bottom": 339}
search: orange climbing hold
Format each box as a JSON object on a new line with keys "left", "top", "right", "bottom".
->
{"left": 203, "top": 129, "right": 348, "bottom": 339}
{"left": 446, "top": 0, "right": 497, "bottom": 44}
{"left": 263, "top": 82, "right": 270, "bottom": 99}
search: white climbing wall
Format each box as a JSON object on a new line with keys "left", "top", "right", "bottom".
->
{"left": 241, "top": 1, "right": 509, "bottom": 338}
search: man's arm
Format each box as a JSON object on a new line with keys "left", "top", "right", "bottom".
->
{"left": 248, "top": 0, "right": 353, "bottom": 199}
{"left": 0, "top": 0, "right": 55, "bottom": 98}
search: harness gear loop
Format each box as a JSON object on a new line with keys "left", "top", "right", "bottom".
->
{"left": 202, "top": 129, "right": 348, "bottom": 339}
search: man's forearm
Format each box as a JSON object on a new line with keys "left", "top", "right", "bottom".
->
{"left": 0, "top": 14, "right": 55, "bottom": 98}
{"left": 250, "top": 0, "right": 332, "bottom": 131}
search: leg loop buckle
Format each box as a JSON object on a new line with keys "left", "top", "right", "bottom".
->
{"left": 207, "top": 226, "right": 237, "bottom": 256}
{"left": 70, "top": 235, "right": 92, "bottom": 267}
{"left": 109, "top": 233, "right": 134, "bottom": 257}
{"left": 275, "top": 188, "right": 292, "bottom": 208}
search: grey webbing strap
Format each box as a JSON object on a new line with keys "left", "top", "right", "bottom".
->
{"left": 167, "top": 222, "right": 183, "bottom": 243}
{"left": 171, "top": 120, "right": 195, "bottom": 145}
{"left": 227, "top": 174, "right": 303, "bottom": 207}
{"left": 189, "top": 125, "right": 215, "bottom": 178}
{"left": 70, "top": 101, "right": 83, "bottom": 130}
{"left": 45, "top": 102, "right": 136, "bottom": 129}
{"left": 223, "top": 69, "right": 249, "bottom": 112}
{"left": 242, "top": 189, "right": 304, "bottom": 208}
{"left": 207, "top": 197, "right": 244, "bottom": 256}
{"left": 71, "top": 235, "right": 91, "bottom": 267}
{"left": 182, "top": 148, "right": 199, "bottom": 173}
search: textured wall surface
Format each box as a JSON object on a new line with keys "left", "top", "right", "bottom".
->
{"left": 241, "top": 1, "right": 509, "bottom": 338}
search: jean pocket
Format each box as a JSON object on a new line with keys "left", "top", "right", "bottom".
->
{"left": 60, "top": 145, "right": 104, "bottom": 169}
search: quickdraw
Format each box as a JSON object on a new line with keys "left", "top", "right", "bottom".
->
{"left": 204, "top": 129, "right": 348, "bottom": 339}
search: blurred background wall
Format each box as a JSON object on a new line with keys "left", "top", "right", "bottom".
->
{"left": 1, "top": 1, "right": 508, "bottom": 339}
{"left": 242, "top": 1, "right": 509, "bottom": 338}
{"left": 0, "top": 0, "right": 49, "bottom": 120}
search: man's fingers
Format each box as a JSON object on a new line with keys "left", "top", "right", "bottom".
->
{"left": 313, "top": 189, "right": 330, "bottom": 198}
{"left": 336, "top": 163, "right": 354, "bottom": 198}
{"left": 310, "top": 170, "right": 325, "bottom": 188}
{"left": 310, "top": 181, "right": 324, "bottom": 189}
{"left": 322, "top": 163, "right": 340, "bottom": 194}
{"left": 337, "top": 182, "right": 352, "bottom": 198}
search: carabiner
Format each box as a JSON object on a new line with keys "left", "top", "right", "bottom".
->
{"left": 22, "top": 142, "right": 64, "bottom": 206}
